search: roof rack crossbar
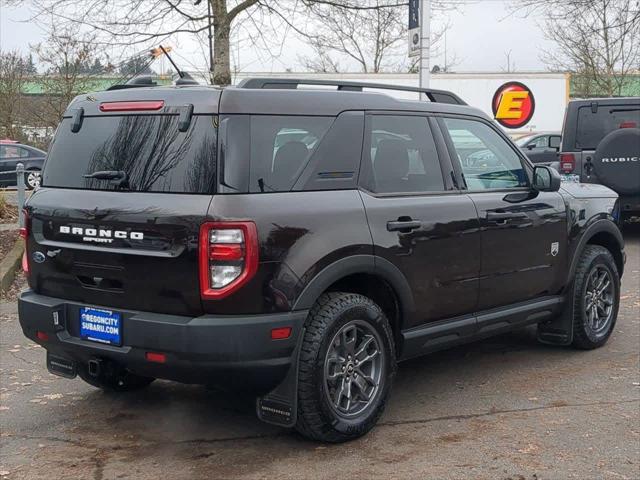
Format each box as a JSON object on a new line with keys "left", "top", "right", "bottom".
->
{"left": 237, "top": 77, "right": 466, "bottom": 105}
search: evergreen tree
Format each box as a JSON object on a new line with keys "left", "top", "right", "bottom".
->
{"left": 119, "top": 57, "right": 155, "bottom": 76}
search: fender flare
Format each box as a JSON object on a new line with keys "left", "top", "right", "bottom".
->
{"left": 568, "top": 219, "right": 624, "bottom": 282}
{"left": 292, "top": 254, "right": 415, "bottom": 321}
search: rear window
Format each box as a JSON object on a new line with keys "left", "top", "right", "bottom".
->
{"left": 43, "top": 115, "right": 217, "bottom": 193}
{"left": 220, "top": 115, "right": 333, "bottom": 193}
{"left": 576, "top": 106, "right": 640, "bottom": 150}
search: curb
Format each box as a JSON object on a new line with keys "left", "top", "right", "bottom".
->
{"left": 1, "top": 237, "right": 24, "bottom": 293}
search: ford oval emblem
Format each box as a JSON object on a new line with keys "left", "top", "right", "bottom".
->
{"left": 32, "top": 251, "right": 46, "bottom": 264}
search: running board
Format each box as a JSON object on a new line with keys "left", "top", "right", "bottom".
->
{"left": 401, "top": 296, "right": 565, "bottom": 359}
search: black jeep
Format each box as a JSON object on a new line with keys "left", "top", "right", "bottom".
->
{"left": 18, "top": 78, "right": 625, "bottom": 442}
{"left": 556, "top": 97, "right": 639, "bottom": 221}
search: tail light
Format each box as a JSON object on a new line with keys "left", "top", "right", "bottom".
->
{"left": 199, "top": 221, "right": 258, "bottom": 299}
{"left": 559, "top": 153, "right": 575, "bottom": 173}
{"left": 619, "top": 121, "right": 637, "bottom": 129}
{"left": 20, "top": 209, "right": 29, "bottom": 276}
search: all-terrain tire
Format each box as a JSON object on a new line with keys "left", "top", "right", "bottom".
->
{"left": 571, "top": 245, "right": 620, "bottom": 350}
{"left": 295, "top": 292, "right": 396, "bottom": 443}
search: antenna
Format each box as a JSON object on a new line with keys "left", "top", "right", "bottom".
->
{"left": 159, "top": 45, "right": 184, "bottom": 79}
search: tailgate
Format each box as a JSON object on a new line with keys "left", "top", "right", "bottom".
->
{"left": 25, "top": 189, "right": 210, "bottom": 316}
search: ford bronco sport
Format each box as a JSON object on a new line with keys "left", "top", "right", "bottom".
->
{"left": 18, "top": 78, "right": 625, "bottom": 442}
{"left": 556, "top": 97, "right": 639, "bottom": 221}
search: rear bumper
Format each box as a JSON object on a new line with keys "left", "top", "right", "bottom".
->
{"left": 18, "top": 290, "right": 308, "bottom": 390}
{"left": 619, "top": 195, "right": 640, "bottom": 216}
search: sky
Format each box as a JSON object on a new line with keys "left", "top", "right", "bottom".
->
{"left": 0, "top": 0, "right": 557, "bottom": 74}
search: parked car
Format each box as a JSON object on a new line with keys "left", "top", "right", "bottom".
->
{"left": 0, "top": 140, "right": 46, "bottom": 189}
{"left": 515, "top": 132, "right": 562, "bottom": 164}
{"left": 18, "top": 78, "right": 624, "bottom": 443}
{"left": 555, "top": 97, "right": 639, "bottom": 221}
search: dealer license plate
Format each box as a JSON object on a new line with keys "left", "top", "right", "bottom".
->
{"left": 79, "top": 307, "right": 122, "bottom": 346}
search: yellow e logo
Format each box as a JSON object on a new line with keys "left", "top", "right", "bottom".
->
{"left": 495, "top": 91, "right": 530, "bottom": 119}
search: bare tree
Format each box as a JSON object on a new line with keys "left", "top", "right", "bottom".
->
{"left": 19, "top": 0, "right": 416, "bottom": 86}
{"left": 0, "top": 50, "right": 28, "bottom": 139}
{"left": 294, "top": 1, "right": 455, "bottom": 73}
{"left": 33, "top": 28, "right": 105, "bottom": 127}
{"left": 540, "top": 0, "right": 640, "bottom": 97}
{"left": 508, "top": 0, "right": 640, "bottom": 95}
{"left": 297, "top": 1, "right": 407, "bottom": 73}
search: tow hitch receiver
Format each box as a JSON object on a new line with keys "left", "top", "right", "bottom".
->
{"left": 46, "top": 352, "right": 77, "bottom": 379}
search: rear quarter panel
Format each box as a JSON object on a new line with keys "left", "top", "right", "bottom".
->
{"left": 203, "top": 190, "right": 372, "bottom": 314}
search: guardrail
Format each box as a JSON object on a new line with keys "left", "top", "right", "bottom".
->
{"left": 0, "top": 163, "right": 26, "bottom": 225}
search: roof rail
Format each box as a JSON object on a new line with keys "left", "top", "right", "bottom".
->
{"left": 237, "top": 77, "right": 466, "bottom": 105}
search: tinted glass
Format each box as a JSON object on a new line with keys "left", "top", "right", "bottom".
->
{"left": 221, "top": 115, "right": 333, "bottom": 193}
{"left": 443, "top": 117, "right": 528, "bottom": 190}
{"left": 576, "top": 106, "right": 640, "bottom": 150}
{"left": 361, "top": 115, "right": 444, "bottom": 194}
{"left": 43, "top": 115, "right": 217, "bottom": 193}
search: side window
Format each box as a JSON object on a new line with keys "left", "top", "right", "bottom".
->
{"left": 442, "top": 117, "right": 528, "bottom": 191}
{"left": 361, "top": 115, "right": 444, "bottom": 194}
{"left": 220, "top": 115, "right": 333, "bottom": 193}
{"left": 531, "top": 136, "right": 548, "bottom": 148}
{"left": 0, "top": 146, "right": 28, "bottom": 158}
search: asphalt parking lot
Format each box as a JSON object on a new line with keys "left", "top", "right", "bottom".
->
{"left": 1, "top": 227, "right": 638, "bottom": 480}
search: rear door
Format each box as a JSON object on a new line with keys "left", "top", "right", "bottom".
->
{"left": 359, "top": 113, "right": 481, "bottom": 329}
{"left": 439, "top": 116, "right": 567, "bottom": 311}
{"left": 569, "top": 101, "right": 640, "bottom": 182}
{"left": 26, "top": 110, "right": 218, "bottom": 317}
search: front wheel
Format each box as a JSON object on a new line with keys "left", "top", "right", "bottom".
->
{"left": 571, "top": 245, "right": 620, "bottom": 349}
{"left": 295, "top": 292, "right": 396, "bottom": 443}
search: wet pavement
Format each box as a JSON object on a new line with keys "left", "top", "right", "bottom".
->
{"left": 1, "top": 228, "right": 638, "bottom": 479}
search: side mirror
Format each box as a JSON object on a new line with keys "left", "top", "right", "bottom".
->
{"left": 549, "top": 136, "right": 561, "bottom": 149}
{"left": 533, "top": 165, "right": 561, "bottom": 192}
{"left": 526, "top": 143, "right": 536, "bottom": 150}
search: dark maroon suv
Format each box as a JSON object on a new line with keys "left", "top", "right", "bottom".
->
{"left": 18, "top": 78, "right": 625, "bottom": 442}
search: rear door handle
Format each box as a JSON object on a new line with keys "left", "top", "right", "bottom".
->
{"left": 387, "top": 219, "right": 422, "bottom": 232}
{"left": 486, "top": 212, "right": 528, "bottom": 222}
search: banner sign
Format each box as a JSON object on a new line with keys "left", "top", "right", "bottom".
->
{"left": 408, "top": 0, "right": 421, "bottom": 58}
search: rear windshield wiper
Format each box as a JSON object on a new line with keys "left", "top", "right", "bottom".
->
{"left": 83, "top": 170, "right": 129, "bottom": 188}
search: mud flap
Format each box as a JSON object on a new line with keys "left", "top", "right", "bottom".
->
{"left": 537, "top": 288, "right": 574, "bottom": 346}
{"left": 256, "top": 327, "right": 305, "bottom": 428}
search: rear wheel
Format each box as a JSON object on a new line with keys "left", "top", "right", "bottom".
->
{"left": 571, "top": 245, "right": 620, "bottom": 349}
{"left": 295, "top": 292, "right": 396, "bottom": 443}
{"left": 25, "top": 169, "right": 41, "bottom": 190}
{"left": 78, "top": 363, "right": 155, "bottom": 392}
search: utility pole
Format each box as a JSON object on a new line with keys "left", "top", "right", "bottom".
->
{"left": 419, "top": 0, "right": 431, "bottom": 95}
